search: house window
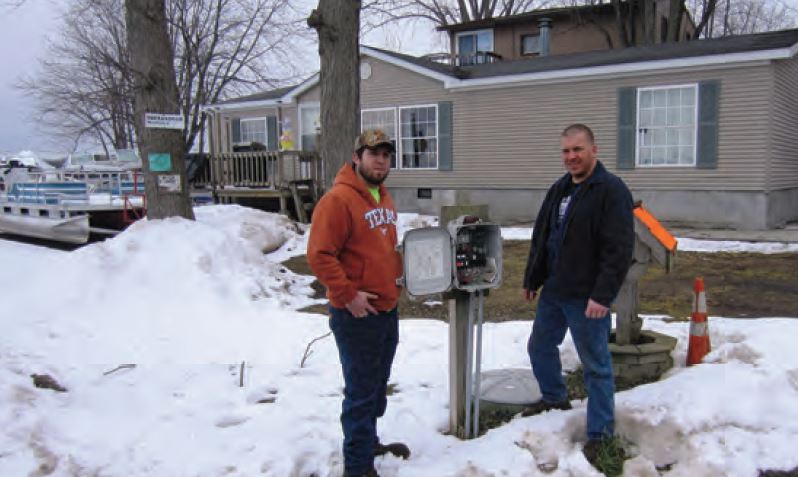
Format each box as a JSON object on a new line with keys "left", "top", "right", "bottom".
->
{"left": 636, "top": 84, "right": 697, "bottom": 167}
{"left": 239, "top": 118, "right": 268, "bottom": 146}
{"left": 361, "top": 108, "right": 398, "bottom": 168}
{"left": 521, "top": 34, "right": 540, "bottom": 55}
{"left": 300, "top": 105, "right": 321, "bottom": 151}
{"left": 399, "top": 105, "right": 437, "bottom": 169}
{"left": 456, "top": 29, "right": 493, "bottom": 65}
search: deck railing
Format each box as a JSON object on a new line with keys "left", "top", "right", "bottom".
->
{"left": 207, "top": 150, "right": 324, "bottom": 191}
{"left": 422, "top": 51, "right": 503, "bottom": 66}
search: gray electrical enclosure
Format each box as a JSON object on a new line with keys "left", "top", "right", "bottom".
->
{"left": 399, "top": 215, "right": 503, "bottom": 296}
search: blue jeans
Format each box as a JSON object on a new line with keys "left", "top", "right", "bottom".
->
{"left": 527, "top": 289, "right": 615, "bottom": 439}
{"left": 329, "top": 306, "right": 399, "bottom": 475}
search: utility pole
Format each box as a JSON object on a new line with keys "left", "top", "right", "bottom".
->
{"left": 126, "top": 0, "right": 194, "bottom": 220}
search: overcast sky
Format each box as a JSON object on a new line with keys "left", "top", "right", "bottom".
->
{"left": 0, "top": 0, "right": 63, "bottom": 154}
{"left": 0, "top": 0, "right": 444, "bottom": 155}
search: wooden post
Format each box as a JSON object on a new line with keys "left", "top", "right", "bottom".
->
{"left": 615, "top": 261, "right": 649, "bottom": 345}
{"left": 441, "top": 204, "right": 489, "bottom": 438}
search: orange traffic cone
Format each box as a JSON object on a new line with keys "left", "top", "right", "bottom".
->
{"left": 686, "top": 277, "right": 711, "bottom": 366}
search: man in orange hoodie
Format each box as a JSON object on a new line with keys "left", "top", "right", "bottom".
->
{"left": 308, "top": 129, "right": 409, "bottom": 477}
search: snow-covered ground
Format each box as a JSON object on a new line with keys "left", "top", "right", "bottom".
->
{"left": 2, "top": 205, "right": 797, "bottom": 477}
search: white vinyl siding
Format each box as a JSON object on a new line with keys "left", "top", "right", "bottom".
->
{"left": 636, "top": 84, "right": 698, "bottom": 167}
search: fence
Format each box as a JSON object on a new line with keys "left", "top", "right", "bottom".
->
{"left": 204, "top": 150, "right": 323, "bottom": 192}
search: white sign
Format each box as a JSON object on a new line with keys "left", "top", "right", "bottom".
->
{"left": 145, "top": 113, "right": 184, "bottom": 130}
{"left": 157, "top": 174, "right": 182, "bottom": 193}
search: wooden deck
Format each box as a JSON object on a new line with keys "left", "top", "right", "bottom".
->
{"left": 193, "top": 151, "right": 324, "bottom": 223}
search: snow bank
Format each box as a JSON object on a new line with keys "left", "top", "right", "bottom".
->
{"left": 2, "top": 206, "right": 797, "bottom": 477}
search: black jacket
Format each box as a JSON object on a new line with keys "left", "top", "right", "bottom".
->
{"left": 523, "top": 161, "right": 634, "bottom": 307}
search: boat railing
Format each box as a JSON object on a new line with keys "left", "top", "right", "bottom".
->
{"left": 3, "top": 169, "right": 145, "bottom": 206}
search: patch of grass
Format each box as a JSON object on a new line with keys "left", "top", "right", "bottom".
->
{"left": 564, "top": 368, "right": 588, "bottom": 400}
{"left": 564, "top": 367, "right": 659, "bottom": 402}
{"left": 285, "top": 242, "right": 798, "bottom": 320}
{"left": 760, "top": 468, "right": 798, "bottom": 477}
{"left": 477, "top": 407, "right": 519, "bottom": 436}
{"left": 585, "top": 435, "right": 627, "bottom": 477}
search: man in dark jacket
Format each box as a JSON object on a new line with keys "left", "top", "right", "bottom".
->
{"left": 521, "top": 124, "right": 634, "bottom": 461}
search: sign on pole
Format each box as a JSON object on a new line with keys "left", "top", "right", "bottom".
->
{"left": 145, "top": 113, "right": 185, "bottom": 130}
{"left": 157, "top": 174, "right": 182, "bottom": 193}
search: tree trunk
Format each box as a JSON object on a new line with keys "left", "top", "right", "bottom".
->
{"left": 612, "top": 0, "right": 632, "bottom": 47}
{"left": 308, "top": 0, "right": 361, "bottom": 192}
{"left": 126, "top": 0, "right": 194, "bottom": 220}
{"left": 666, "top": 0, "right": 684, "bottom": 42}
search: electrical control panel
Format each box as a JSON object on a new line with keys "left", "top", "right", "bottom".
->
{"left": 398, "top": 215, "right": 503, "bottom": 296}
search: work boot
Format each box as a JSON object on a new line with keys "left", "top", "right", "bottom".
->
{"left": 520, "top": 399, "right": 572, "bottom": 417}
{"left": 374, "top": 441, "right": 411, "bottom": 459}
{"left": 343, "top": 468, "right": 380, "bottom": 477}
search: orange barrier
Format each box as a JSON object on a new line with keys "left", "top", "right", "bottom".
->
{"left": 686, "top": 277, "right": 711, "bottom": 366}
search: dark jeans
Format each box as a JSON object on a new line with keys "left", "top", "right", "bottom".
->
{"left": 527, "top": 289, "right": 615, "bottom": 439}
{"left": 329, "top": 306, "right": 399, "bottom": 475}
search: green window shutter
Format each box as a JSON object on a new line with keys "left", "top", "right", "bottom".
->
{"left": 617, "top": 87, "right": 637, "bottom": 170}
{"left": 267, "top": 116, "right": 278, "bottom": 151}
{"left": 437, "top": 101, "right": 453, "bottom": 171}
{"left": 231, "top": 118, "right": 241, "bottom": 144}
{"left": 697, "top": 80, "right": 720, "bottom": 169}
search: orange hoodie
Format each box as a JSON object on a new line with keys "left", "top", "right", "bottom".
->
{"left": 307, "top": 163, "right": 403, "bottom": 311}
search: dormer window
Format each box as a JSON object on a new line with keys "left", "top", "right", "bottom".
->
{"left": 455, "top": 29, "right": 494, "bottom": 65}
{"left": 521, "top": 34, "right": 541, "bottom": 55}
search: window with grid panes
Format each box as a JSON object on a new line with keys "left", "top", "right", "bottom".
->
{"left": 239, "top": 118, "right": 267, "bottom": 146}
{"left": 636, "top": 85, "right": 697, "bottom": 166}
{"left": 399, "top": 106, "right": 437, "bottom": 169}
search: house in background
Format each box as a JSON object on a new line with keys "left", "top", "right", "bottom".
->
{"left": 203, "top": 23, "right": 798, "bottom": 230}
{"left": 435, "top": 1, "right": 695, "bottom": 66}
{"left": 203, "top": 80, "right": 320, "bottom": 155}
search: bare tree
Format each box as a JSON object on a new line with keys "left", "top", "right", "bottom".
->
{"left": 718, "top": 0, "right": 796, "bottom": 35}
{"left": 689, "top": 0, "right": 720, "bottom": 38}
{"left": 308, "top": 0, "right": 362, "bottom": 190}
{"left": 17, "top": 0, "right": 134, "bottom": 153}
{"left": 167, "top": 0, "right": 308, "bottom": 153}
{"left": 18, "top": 0, "right": 309, "bottom": 154}
{"left": 362, "top": 0, "right": 546, "bottom": 29}
{"left": 684, "top": 0, "right": 796, "bottom": 37}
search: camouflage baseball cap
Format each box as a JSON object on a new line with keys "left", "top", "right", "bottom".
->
{"left": 354, "top": 128, "right": 395, "bottom": 152}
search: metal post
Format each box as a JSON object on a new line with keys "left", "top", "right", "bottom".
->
{"left": 463, "top": 291, "right": 475, "bottom": 438}
{"left": 442, "top": 204, "right": 489, "bottom": 439}
{"left": 472, "top": 289, "right": 485, "bottom": 437}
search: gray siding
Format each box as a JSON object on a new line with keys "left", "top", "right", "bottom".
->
{"left": 360, "top": 55, "right": 773, "bottom": 192}
{"left": 297, "top": 86, "right": 321, "bottom": 103}
{"left": 361, "top": 57, "right": 449, "bottom": 107}
{"left": 771, "top": 56, "right": 798, "bottom": 191}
